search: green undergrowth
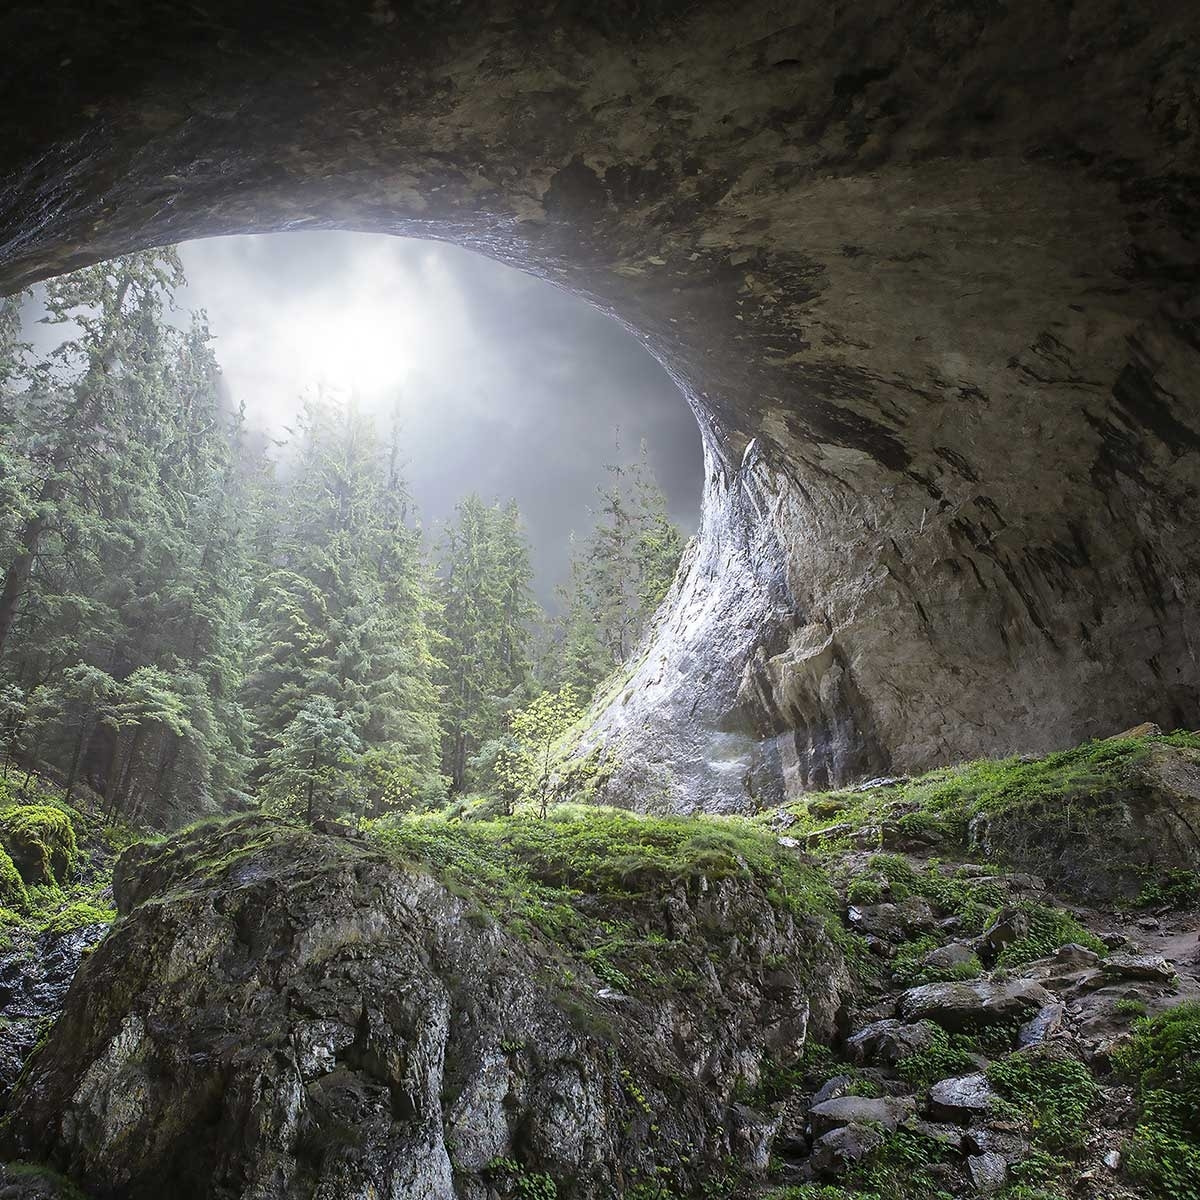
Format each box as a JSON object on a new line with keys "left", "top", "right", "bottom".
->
{"left": 0, "top": 1163, "right": 86, "bottom": 1200}
{"left": 894, "top": 1022, "right": 980, "bottom": 1091}
{"left": 1112, "top": 1002, "right": 1200, "bottom": 1200}
{"left": 867, "top": 853, "right": 1006, "bottom": 934}
{"left": 774, "top": 732, "right": 1200, "bottom": 872}
{"left": 368, "top": 805, "right": 854, "bottom": 994}
{"left": 987, "top": 1047, "right": 1100, "bottom": 1154}
{"left": 0, "top": 772, "right": 129, "bottom": 949}
{"left": 989, "top": 900, "right": 1106, "bottom": 969}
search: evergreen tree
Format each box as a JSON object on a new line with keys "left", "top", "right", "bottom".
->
{"left": 0, "top": 251, "right": 255, "bottom": 823}
{"left": 262, "top": 695, "right": 362, "bottom": 824}
{"left": 435, "top": 495, "right": 537, "bottom": 791}
{"left": 242, "top": 396, "right": 445, "bottom": 813}
{"left": 551, "top": 442, "right": 685, "bottom": 698}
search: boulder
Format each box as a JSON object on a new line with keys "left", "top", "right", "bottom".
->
{"left": 968, "top": 1151, "right": 1008, "bottom": 1194}
{"left": 1053, "top": 944, "right": 1101, "bottom": 968}
{"left": 809, "top": 1095, "right": 917, "bottom": 1135}
{"left": 847, "top": 896, "right": 936, "bottom": 941}
{"left": 809, "top": 1123, "right": 886, "bottom": 1176}
{"left": 1102, "top": 954, "right": 1175, "bottom": 983}
{"left": 928, "top": 1074, "right": 997, "bottom": 1122}
{"left": 979, "top": 908, "right": 1031, "bottom": 963}
{"left": 846, "top": 1019, "right": 936, "bottom": 1067}
{"left": 898, "top": 979, "right": 1053, "bottom": 1031}
{"left": 3, "top": 816, "right": 852, "bottom": 1200}
{"left": 922, "top": 943, "right": 979, "bottom": 973}
{"left": 965, "top": 1127, "right": 1031, "bottom": 1164}
{"left": 811, "top": 1075, "right": 855, "bottom": 1106}
{"left": 0, "top": 1164, "right": 86, "bottom": 1200}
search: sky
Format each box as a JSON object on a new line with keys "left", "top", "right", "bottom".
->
{"left": 171, "top": 233, "right": 703, "bottom": 605}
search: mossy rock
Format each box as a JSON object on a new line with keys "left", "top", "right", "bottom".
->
{"left": 0, "top": 805, "right": 79, "bottom": 886}
{"left": 0, "top": 846, "right": 28, "bottom": 911}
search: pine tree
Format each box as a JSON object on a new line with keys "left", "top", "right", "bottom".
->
{"left": 0, "top": 251, "right": 255, "bottom": 824}
{"left": 435, "top": 495, "right": 538, "bottom": 791}
{"left": 243, "top": 395, "right": 445, "bottom": 813}
{"left": 261, "top": 695, "right": 362, "bottom": 823}
{"left": 551, "top": 442, "right": 685, "bottom": 699}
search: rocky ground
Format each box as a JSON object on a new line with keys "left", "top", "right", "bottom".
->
{"left": 765, "top": 838, "right": 1200, "bottom": 1197}
{"left": 0, "top": 728, "right": 1198, "bottom": 1199}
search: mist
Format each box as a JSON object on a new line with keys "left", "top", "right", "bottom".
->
{"left": 174, "top": 232, "right": 703, "bottom": 605}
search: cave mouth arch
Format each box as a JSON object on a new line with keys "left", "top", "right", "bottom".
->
{"left": 2, "top": 0, "right": 1198, "bottom": 811}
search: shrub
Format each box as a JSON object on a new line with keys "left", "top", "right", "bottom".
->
{"left": 1112, "top": 1002, "right": 1200, "bottom": 1200}
{"left": 895, "top": 1022, "right": 977, "bottom": 1091}
{"left": 847, "top": 877, "right": 884, "bottom": 906}
{"left": 987, "top": 1048, "right": 1100, "bottom": 1153}
{"left": 990, "top": 901, "right": 1106, "bottom": 969}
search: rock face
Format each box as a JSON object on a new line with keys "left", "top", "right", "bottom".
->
{"left": 3, "top": 817, "right": 849, "bottom": 1199}
{"left": 969, "top": 742, "right": 1200, "bottom": 899}
{"left": 0, "top": 2, "right": 1198, "bottom": 811}
{"left": 0, "top": 924, "right": 109, "bottom": 1103}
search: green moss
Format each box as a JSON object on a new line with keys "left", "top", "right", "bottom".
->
{"left": 41, "top": 899, "right": 116, "bottom": 935}
{"left": 1112, "top": 1002, "right": 1200, "bottom": 1200}
{"left": 772, "top": 732, "right": 1200, "bottom": 886}
{"left": 0, "top": 803, "right": 78, "bottom": 885}
{"left": 0, "top": 842, "right": 27, "bottom": 910}
{"left": 367, "top": 806, "right": 850, "bottom": 999}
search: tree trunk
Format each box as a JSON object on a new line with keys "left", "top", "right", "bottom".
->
{"left": 306, "top": 751, "right": 318, "bottom": 824}
{"left": 64, "top": 718, "right": 90, "bottom": 804}
{"left": 0, "top": 499, "right": 53, "bottom": 663}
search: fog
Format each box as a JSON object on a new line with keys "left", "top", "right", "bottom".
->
{"left": 174, "top": 233, "right": 703, "bottom": 604}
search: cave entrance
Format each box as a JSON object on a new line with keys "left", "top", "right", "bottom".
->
{"left": 2, "top": 231, "right": 705, "bottom": 821}
{"left": 2, "top": 3, "right": 1198, "bottom": 812}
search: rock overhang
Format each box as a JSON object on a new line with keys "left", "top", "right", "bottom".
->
{"left": 1, "top": 0, "right": 1197, "bottom": 809}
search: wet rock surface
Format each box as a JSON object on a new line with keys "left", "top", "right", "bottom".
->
{"left": 2, "top": 816, "right": 849, "bottom": 1200}
{"left": 0, "top": 926, "right": 109, "bottom": 1103}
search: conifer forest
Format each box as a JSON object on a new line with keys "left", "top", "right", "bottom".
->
{"left": 0, "top": 249, "right": 685, "bottom": 828}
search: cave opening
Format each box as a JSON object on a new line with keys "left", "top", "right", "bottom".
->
{"left": 3, "top": 230, "right": 705, "bottom": 820}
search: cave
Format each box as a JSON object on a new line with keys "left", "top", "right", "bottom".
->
{"left": 3, "top": 5, "right": 1200, "bottom": 1197}
{"left": 3, "top": 2, "right": 1197, "bottom": 812}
